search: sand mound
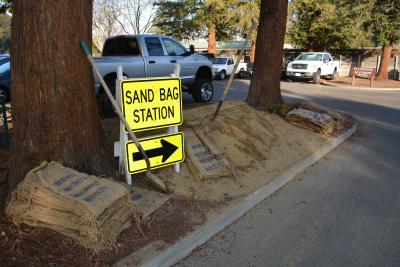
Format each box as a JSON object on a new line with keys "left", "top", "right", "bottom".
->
{"left": 153, "top": 102, "right": 330, "bottom": 201}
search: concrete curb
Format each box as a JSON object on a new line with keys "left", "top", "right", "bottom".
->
{"left": 116, "top": 124, "right": 358, "bottom": 267}
{"left": 321, "top": 81, "right": 400, "bottom": 91}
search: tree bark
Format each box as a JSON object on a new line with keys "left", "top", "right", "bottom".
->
{"left": 376, "top": 43, "right": 393, "bottom": 81}
{"left": 9, "top": 0, "right": 112, "bottom": 190}
{"left": 305, "top": 44, "right": 313, "bottom": 52}
{"left": 246, "top": 0, "right": 287, "bottom": 108}
{"left": 208, "top": 23, "right": 217, "bottom": 56}
{"left": 250, "top": 39, "right": 256, "bottom": 63}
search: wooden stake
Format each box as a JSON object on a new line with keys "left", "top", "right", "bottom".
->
{"left": 80, "top": 40, "right": 166, "bottom": 192}
{"left": 211, "top": 21, "right": 257, "bottom": 122}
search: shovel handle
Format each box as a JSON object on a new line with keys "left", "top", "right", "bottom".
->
{"left": 79, "top": 39, "right": 166, "bottom": 192}
{"left": 80, "top": 40, "right": 91, "bottom": 57}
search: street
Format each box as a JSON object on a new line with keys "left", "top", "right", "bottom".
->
{"left": 177, "top": 79, "right": 400, "bottom": 266}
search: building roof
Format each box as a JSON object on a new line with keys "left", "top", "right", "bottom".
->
{"left": 182, "top": 40, "right": 293, "bottom": 50}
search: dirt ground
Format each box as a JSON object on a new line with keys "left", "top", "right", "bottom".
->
{"left": 0, "top": 101, "right": 355, "bottom": 266}
{"left": 324, "top": 76, "right": 400, "bottom": 88}
{"left": 0, "top": 176, "right": 224, "bottom": 266}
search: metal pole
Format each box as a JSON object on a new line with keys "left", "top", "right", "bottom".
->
{"left": 116, "top": 66, "right": 133, "bottom": 185}
{"left": 170, "top": 64, "right": 181, "bottom": 173}
{"left": 376, "top": 54, "right": 381, "bottom": 73}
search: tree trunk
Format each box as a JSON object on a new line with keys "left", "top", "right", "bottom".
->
{"left": 9, "top": 0, "right": 112, "bottom": 190}
{"left": 246, "top": 0, "right": 287, "bottom": 108}
{"left": 250, "top": 40, "right": 256, "bottom": 63}
{"left": 375, "top": 43, "right": 393, "bottom": 81}
{"left": 208, "top": 23, "right": 217, "bottom": 56}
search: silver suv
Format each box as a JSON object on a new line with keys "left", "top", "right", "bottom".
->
{"left": 94, "top": 35, "right": 214, "bottom": 114}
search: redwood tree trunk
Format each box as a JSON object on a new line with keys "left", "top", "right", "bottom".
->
{"left": 250, "top": 40, "right": 256, "bottom": 63}
{"left": 208, "top": 23, "right": 217, "bottom": 56}
{"left": 246, "top": 0, "right": 287, "bottom": 108}
{"left": 9, "top": 0, "right": 112, "bottom": 190}
{"left": 305, "top": 42, "right": 313, "bottom": 52}
{"left": 376, "top": 43, "right": 393, "bottom": 81}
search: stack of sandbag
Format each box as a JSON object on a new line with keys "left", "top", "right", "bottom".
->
{"left": 286, "top": 108, "right": 335, "bottom": 135}
{"left": 6, "top": 161, "right": 139, "bottom": 252}
{"left": 184, "top": 128, "right": 232, "bottom": 180}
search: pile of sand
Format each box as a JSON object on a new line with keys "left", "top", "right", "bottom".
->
{"left": 153, "top": 102, "right": 331, "bottom": 202}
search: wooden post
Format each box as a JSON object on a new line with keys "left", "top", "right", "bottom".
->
{"left": 351, "top": 67, "right": 355, "bottom": 86}
{"left": 370, "top": 68, "right": 375, "bottom": 87}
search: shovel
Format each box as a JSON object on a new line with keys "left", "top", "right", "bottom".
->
{"left": 80, "top": 40, "right": 167, "bottom": 192}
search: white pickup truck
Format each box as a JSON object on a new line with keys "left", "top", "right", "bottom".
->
{"left": 286, "top": 52, "right": 339, "bottom": 83}
{"left": 211, "top": 57, "right": 248, "bottom": 79}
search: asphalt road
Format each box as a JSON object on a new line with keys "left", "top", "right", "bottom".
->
{"left": 178, "top": 78, "right": 400, "bottom": 266}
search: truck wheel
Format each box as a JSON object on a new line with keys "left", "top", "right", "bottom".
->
{"left": 98, "top": 77, "right": 117, "bottom": 118}
{"left": 0, "top": 86, "right": 9, "bottom": 102}
{"left": 238, "top": 69, "right": 245, "bottom": 79}
{"left": 330, "top": 68, "right": 337, "bottom": 80}
{"left": 192, "top": 79, "right": 213, "bottom": 102}
{"left": 219, "top": 70, "right": 226, "bottom": 80}
{"left": 98, "top": 91, "right": 116, "bottom": 118}
{"left": 312, "top": 69, "right": 321, "bottom": 84}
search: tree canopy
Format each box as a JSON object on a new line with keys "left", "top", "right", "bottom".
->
{"left": 229, "top": 0, "right": 260, "bottom": 39}
{"left": 369, "top": 0, "right": 400, "bottom": 46}
{"left": 0, "top": 14, "right": 11, "bottom": 52}
{"left": 0, "top": 0, "right": 12, "bottom": 14}
{"left": 153, "top": 0, "right": 205, "bottom": 40}
{"left": 153, "top": 0, "right": 239, "bottom": 41}
{"left": 288, "top": 0, "right": 374, "bottom": 50}
{"left": 288, "top": 0, "right": 400, "bottom": 51}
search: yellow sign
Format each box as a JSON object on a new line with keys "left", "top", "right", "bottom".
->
{"left": 120, "top": 77, "right": 182, "bottom": 132}
{"left": 125, "top": 132, "right": 184, "bottom": 174}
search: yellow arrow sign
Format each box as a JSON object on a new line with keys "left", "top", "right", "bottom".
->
{"left": 125, "top": 132, "right": 184, "bottom": 174}
{"left": 120, "top": 77, "right": 182, "bottom": 132}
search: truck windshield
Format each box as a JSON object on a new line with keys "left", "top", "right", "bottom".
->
{"left": 295, "top": 53, "right": 323, "bottom": 61}
{"left": 102, "top": 38, "right": 140, "bottom": 56}
{"left": 212, "top": 58, "right": 227, "bottom": 64}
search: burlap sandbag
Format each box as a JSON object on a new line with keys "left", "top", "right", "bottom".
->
{"left": 6, "top": 161, "right": 140, "bottom": 251}
{"left": 286, "top": 108, "right": 335, "bottom": 135}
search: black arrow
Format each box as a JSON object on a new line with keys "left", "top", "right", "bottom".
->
{"left": 132, "top": 139, "right": 178, "bottom": 163}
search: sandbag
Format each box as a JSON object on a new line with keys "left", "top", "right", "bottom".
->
{"left": 6, "top": 161, "right": 140, "bottom": 252}
{"left": 286, "top": 108, "right": 334, "bottom": 135}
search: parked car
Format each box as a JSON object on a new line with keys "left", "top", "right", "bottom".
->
{"left": 211, "top": 57, "right": 248, "bottom": 80}
{"left": 94, "top": 35, "right": 214, "bottom": 116}
{"left": 0, "top": 54, "right": 10, "bottom": 101}
{"left": 242, "top": 57, "right": 288, "bottom": 79}
{"left": 281, "top": 56, "right": 288, "bottom": 78}
{"left": 286, "top": 52, "right": 339, "bottom": 83}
